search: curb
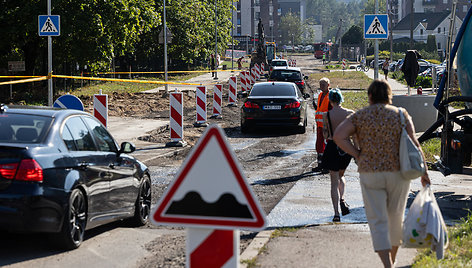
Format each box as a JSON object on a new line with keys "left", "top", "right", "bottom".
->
{"left": 240, "top": 230, "right": 274, "bottom": 268}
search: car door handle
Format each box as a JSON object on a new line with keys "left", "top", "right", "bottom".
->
{"left": 78, "top": 162, "right": 89, "bottom": 170}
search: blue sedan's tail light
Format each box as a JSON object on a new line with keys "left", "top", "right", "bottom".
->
{"left": 1, "top": 159, "right": 44, "bottom": 182}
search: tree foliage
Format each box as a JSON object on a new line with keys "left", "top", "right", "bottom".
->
{"left": 342, "top": 25, "right": 363, "bottom": 45}
{"left": 0, "top": 0, "right": 234, "bottom": 75}
{"left": 278, "top": 12, "right": 304, "bottom": 45}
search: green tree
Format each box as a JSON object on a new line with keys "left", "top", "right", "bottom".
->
{"left": 341, "top": 25, "right": 364, "bottom": 45}
{"left": 279, "top": 12, "right": 304, "bottom": 45}
{"left": 426, "top": 35, "right": 437, "bottom": 53}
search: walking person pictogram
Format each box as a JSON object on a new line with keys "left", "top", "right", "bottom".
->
{"left": 369, "top": 18, "right": 382, "bottom": 34}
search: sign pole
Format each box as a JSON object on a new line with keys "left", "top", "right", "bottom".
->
{"left": 47, "top": 0, "right": 53, "bottom": 106}
{"left": 374, "top": 0, "right": 379, "bottom": 80}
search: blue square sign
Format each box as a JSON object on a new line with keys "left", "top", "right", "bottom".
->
{"left": 364, "top": 14, "right": 388, "bottom": 39}
{"left": 38, "top": 15, "right": 60, "bottom": 36}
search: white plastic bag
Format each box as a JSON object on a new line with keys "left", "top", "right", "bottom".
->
{"left": 403, "top": 185, "right": 448, "bottom": 255}
{"left": 399, "top": 108, "right": 425, "bottom": 180}
{"left": 403, "top": 186, "right": 433, "bottom": 248}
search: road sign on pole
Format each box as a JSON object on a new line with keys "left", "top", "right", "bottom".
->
{"left": 151, "top": 124, "right": 266, "bottom": 230}
{"left": 38, "top": 15, "right": 60, "bottom": 36}
{"left": 53, "top": 94, "right": 84, "bottom": 111}
{"left": 364, "top": 14, "right": 388, "bottom": 39}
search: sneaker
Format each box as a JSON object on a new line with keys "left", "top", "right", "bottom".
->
{"left": 340, "top": 199, "right": 350, "bottom": 216}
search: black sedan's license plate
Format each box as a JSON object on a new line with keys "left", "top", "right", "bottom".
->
{"left": 263, "top": 105, "right": 281, "bottom": 110}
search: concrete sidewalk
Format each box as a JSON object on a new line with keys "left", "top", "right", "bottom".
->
{"left": 240, "top": 165, "right": 472, "bottom": 267}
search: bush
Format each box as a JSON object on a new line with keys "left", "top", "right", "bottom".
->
{"left": 416, "top": 76, "right": 432, "bottom": 88}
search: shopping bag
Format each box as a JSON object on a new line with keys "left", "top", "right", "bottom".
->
{"left": 399, "top": 108, "right": 425, "bottom": 180}
{"left": 402, "top": 186, "right": 433, "bottom": 248}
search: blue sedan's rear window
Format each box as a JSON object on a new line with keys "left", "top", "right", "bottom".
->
{"left": 0, "top": 114, "right": 52, "bottom": 143}
{"left": 250, "top": 84, "right": 296, "bottom": 96}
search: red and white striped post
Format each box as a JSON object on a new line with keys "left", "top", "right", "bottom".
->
{"left": 294, "top": 59, "right": 297, "bottom": 66}
{"left": 228, "top": 76, "right": 237, "bottom": 106}
{"left": 250, "top": 68, "right": 256, "bottom": 85}
{"left": 93, "top": 91, "right": 108, "bottom": 127}
{"left": 239, "top": 72, "right": 247, "bottom": 93}
{"left": 187, "top": 228, "right": 239, "bottom": 268}
{"left": 166, "top": 91, "right": 187, "bottom": 147}
{"left": 194, "top": 86, "right": 209, "bottom": 127}
{"left": 211, "top": 84, "right": 223, "bottom": 119}
{"left": 254, "top": 64, "right": 261, "bottom": 80}
{"left": 261, "top": 62, "right": 265, "bottom": 72}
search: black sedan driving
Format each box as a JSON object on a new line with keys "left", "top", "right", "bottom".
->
{"left": 0, "top": 104, "right": 151, "bottom": 249}
{"left": 268, "top": 67, "right": 308, "bottom": 94}
{"left": 240, "top": 82, "right": 309, "bottom": 134}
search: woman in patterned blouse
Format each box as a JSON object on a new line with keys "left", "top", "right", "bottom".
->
{"left": 333, "top": 80, "right": 431, "bottom": 268}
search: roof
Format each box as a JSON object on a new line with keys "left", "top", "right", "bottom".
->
{"left": 271, "top": 66, "right": 302, "bottom": 72}
{"left": 393, "top": 11, "right": 451, "bottom": 31}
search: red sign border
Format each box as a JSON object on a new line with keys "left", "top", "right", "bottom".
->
{"left": 152, "top": 125, "right": 266, "bottom": 230}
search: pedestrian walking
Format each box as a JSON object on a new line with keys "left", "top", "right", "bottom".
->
{"left": 210, "top": 54, "right": 216, "bottom": 78}
{"left": 334, "top": 80, "right": 431, "bottom": 268}
{"left": 382, "top": 58, "right": 390, "bottom": 80}
{"left": 320, "top": 89, "right": 354, "bottom": 222}
{"left": 237, "top": 56, "right": 244, "bottom": 70}
{"left": 322, "top": 52, "right": 326, "bottom": 65}
{"left": 312, "top": 77, "right": 332, "bottom": 173}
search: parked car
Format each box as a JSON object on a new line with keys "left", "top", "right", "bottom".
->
{"left": 267, "top": 67, "right": 308, "bottom": 94}
{"left": 240, "top": 82, "right": 309, "bottom": 134}
{"left": 0, "top": 105, "right": 151, "bottom": 249}
{"left": 369, "top": 59, "right": 386, "bottom": 68}
{"left": 418, "top": 59, "right": 435, "bottom": 73}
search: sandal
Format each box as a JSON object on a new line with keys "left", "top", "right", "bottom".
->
{"left": 340, "top": 199, "right": 351, "bottom": 216}
{"left": 332, "top": 215, "right": 340, "bottom": 222}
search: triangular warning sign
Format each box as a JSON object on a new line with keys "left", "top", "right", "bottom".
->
{"left": 366, "top": 16, "right": 386, "bottom": 35}
{"left": 151, "top": 124, "right": 266, "bottom": 230}
{"left": 41, "top": 17, "right": 58, "bottom": 33}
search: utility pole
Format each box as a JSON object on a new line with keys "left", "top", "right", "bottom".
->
{"left": 374, "top": 0, "right": 379, "bottom": 80}
{"left": 164, "top": 0, "right": 168, "bottom": 92}
{"left": 214, "top": 0, "right": 218, "bottom": 80}
{"left": 388, "top": 0, "right": 393, "bottom": 63}
{"left": 410, "top": 0, "right": 414, "bottom": 49}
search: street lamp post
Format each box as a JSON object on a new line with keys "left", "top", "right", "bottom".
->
{"left": 214, "top": 0, "right": 218, "bottom": 80}
{"left": 164, "top": 0, "right": 168, "bottom": 92}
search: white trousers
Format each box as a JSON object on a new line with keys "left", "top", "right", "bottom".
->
{"left": 359, "top": 171, "right": 411, "bottom": 251}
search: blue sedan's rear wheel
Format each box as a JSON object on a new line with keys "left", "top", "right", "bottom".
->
{"left": 130, "top": 175, "right": 151, "bottom": 226}
{"left": 54, "top": 189, "right": 86, "bottom": 250}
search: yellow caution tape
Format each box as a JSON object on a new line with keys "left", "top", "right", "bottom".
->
{"left": 0, "top": 76, "right": 44, "bottom": 78}
{"left": 94, "top": 69, "right": 242, "bottom": 75}
{"left": 0, "top": 76, "right": 47, "bottom": 85}
{"left": 52, "top": 75, "right": 209, "bottom": 86}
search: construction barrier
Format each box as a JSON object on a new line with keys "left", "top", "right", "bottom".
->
{"left": 254, "top": 64, "right": 261, "bottom": 80}
{"left": 228, "top": 76, "right": 237, "bottom": 105}
{"left": 93, "top": 93, "right": 108, "bottom": 127}
{"left": 212, "top": 84, "right": 222, "bottom": 118}
{"left": 170, "top": 91, "right": 184, "bottom": 142}
{"left": 250, "top": 68, "right": 256, "bottom": 85}
{"left": 195, "top": 86, "right": 207, "bottom": 125}
{"left": 240, "top": 72, "right": 248, "bottom": 93}
{"left": 261, "top": 62, "right": 265, "bottom": 72}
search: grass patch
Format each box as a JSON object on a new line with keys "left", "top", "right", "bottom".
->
{"left": 271, "top": 227, "right": 299, "bottom": 238}
{"left": 241, "top": 257, "right": 258, "bottom": 268}
{"left": 421, "top": 138, "right": 441, "bottom": 163}
{"left": 340, "top": 91, "right": 369, "bottom": 111}
{"left": 309, "top": 71, "right": 372, "bottom": 90}
{"left": 413, "top": 212, "right": 472, "bottom": 267}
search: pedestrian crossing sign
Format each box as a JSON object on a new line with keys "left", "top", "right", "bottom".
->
{"left": 364, "top": 14, "right": 388, "bottom": 39}
{"left": 38, "top": 15, "right": 60, "bottom": 36}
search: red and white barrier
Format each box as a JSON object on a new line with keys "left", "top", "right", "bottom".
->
{"left": 254, "top": 64, "right": 261, "bottom": 80}
{"left": 169, "top": 91, "right": 184, "bottom": 142}
{"left": 240, "top": 72, "right": 248, "bottom": 93}
{"left": 187, "top": 229, "right": 239, "bottom": 268}
{"left": 261, "top": 62, "right": 265, "bottom": 72}
{"left": 93, "top": 93, "right": 108, "bottom": 127}
{"left": 195, "top": 86, "right": 207, "bottom": 125}
{"left": 212, "top": 84, "right": 222, "bottom": 117}
{"left": 250, "top": 68, "right": 256, "bottom": 85}
{"left": 228, "top": 76, "right": 237, "bottom": 105}
{"left": 294, "top": 59, "right": 297, "bottom": 67}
